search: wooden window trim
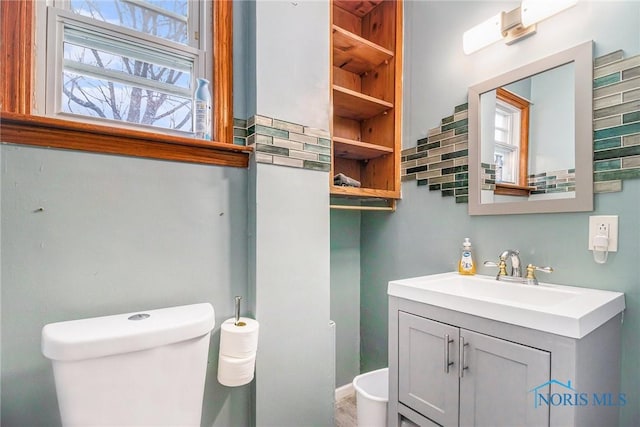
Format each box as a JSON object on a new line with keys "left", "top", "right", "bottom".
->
{"left": 0, "top": 0, "right": 251, "bottom": 168}
{"left": 494, "top": 182, "right": 535, "bottom": 197}
{"left": 496, "top": 87, "right": 530, "bottom": 187}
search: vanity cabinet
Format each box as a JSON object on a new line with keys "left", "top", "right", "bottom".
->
{"left": 330, "top": 0, "right": 403, "bottom": 203}
{"left": 389, "top": 295, "right": 623, "bottom": 427}
{"left": 398, "top": 312, "right": 550, "bottom": 427}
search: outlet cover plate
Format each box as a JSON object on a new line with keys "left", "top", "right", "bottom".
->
{"left": 588, "top": 215, "right": 618, "bottom": 252}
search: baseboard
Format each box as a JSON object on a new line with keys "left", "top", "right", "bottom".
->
{"left": 335, "top": 382, "right": 355, "bottom": 401}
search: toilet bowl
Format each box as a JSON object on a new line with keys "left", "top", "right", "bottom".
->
{"left": 42, "top": 303, "right": 215, "bottom": 427}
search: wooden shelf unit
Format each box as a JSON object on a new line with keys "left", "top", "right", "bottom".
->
{"left": 330, "top": 0, "right": 402, "bottom": 201}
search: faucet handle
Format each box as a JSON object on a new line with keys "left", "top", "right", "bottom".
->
{"left": 484, "top": 259, "right": 508, "bottom": 278}
{"left": 525, "top": 264, "right": 554, "bottom": 285}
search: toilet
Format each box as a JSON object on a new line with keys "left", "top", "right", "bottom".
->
{"left": 41, "top": 303, "right": 215, "bottom": 427}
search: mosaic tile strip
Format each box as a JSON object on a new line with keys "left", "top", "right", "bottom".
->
{"left": 243, "top": 115, "right": 331, "bottom": 172}
{"left": 481, "top": 163, "right": 496, "bottom": 191}
{"left": 233, "top": 118, "right": 248, "bottom": 146}
{"left": 528, "top": 169, "right": 576, "bottom": 195}
{"left": 401, "top": 103, "right": 469, "bottom": 203}
{"left": 402, "top": 49, "right": 640, "bottom": 203}
{"left": 593, "top": 51, "right": 640, "bottom": 190}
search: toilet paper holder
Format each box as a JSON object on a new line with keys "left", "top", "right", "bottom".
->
{"left": 234, "top": 296, "right": 246, "bottom": 326}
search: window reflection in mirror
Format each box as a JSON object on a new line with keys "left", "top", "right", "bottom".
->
{"left": 492, "top": 87, "right": 531, "bottom": 188}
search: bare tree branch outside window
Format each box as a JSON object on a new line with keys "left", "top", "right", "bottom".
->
{"left": 62, "top": 0, "right": 193, "bottom": 132}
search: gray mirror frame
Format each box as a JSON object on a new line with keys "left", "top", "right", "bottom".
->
{"left": 468, "top": 41, "right": 594, "bottom": 215}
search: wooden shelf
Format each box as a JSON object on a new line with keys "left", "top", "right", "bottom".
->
{"left": 333, "top": 25, "right": 393, "bottom": 75}
{"left": 333, "top": 136, "right": 392, "bottom": 160}
{"left": 330, "top": 184, "right": 399, "bottom": 200}
{"left": 330, "top": 195, "right": 396, "bottom": 211}
{"left": 334, "top": 0, "right": 382, "bottom": 17}
{"left": 333, "top": 85, "right": 393, "bottom": 121}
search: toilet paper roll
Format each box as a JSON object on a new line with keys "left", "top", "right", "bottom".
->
{"left": 219, "top": 317, "right": 259, "bottom": 358}
{"left": 217, "top": 353, "right": 256, "bottom": 387}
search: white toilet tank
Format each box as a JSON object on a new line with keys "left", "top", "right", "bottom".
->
{"left": 42, "top": 303, "right": 215, "bottom": 427}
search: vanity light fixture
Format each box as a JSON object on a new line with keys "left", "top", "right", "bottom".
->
{"left": 462, "top": 13, "right": 503, "bottom": 56}
{"left": 462, "top": 0, "right": 578, "bottom": 55}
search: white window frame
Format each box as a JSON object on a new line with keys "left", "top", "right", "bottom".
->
{"left": 35, "top": 0, "right": 209, "bottom": 135}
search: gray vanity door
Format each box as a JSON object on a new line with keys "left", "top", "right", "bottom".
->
{"left": 459, "top": 329, "right": 551, "bottom": 427}
{"left": 398, "top": 312, "right": 459, "bottom": 427}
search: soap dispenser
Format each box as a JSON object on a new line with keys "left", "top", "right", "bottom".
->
{"left": 458, "top": 237, "right": 476, "bottom": 275}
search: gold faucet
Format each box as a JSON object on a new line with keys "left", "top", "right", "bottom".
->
{"left": 484, "top": 250, "right": 553, "bottom": 285}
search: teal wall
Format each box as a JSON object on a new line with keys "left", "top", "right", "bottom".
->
{"left": 250, "top": 163, "right": 333, "bottom": 426}
{"left": 233, "top": 0, "right": 252, "bottom": 120}
{"left": 357, "top": 2, "right": 640, "bottom": 426}
{"left": 1, "top": 146, "right": 250, "bottom": 427}
{"left": 330, "top": 210, "right": 361, "bottom": 388}
{"left": 253, "top": 1, "right": 330, "bottom": 131}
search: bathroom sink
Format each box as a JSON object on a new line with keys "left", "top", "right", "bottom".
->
{"left": 388, "top": 272, "right": 625, "bottom": 338}
{"left": 416, "top": 274, "right": 580, "bottom": 307}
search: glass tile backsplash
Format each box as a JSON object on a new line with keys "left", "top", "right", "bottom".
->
{"left": 235, "top": 115, "right": 331, "bottom": 172}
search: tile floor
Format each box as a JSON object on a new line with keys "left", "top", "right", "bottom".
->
{"left": 335, "top": 393, "right": 357, "bottom": 427}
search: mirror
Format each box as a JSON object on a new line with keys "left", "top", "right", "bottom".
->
{"left": 468, "top": 41, "right": 593, "bottom": 215}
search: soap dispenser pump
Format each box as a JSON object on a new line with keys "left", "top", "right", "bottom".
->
{"left": 458, "top": 237, "right": 476, "bottom": 275}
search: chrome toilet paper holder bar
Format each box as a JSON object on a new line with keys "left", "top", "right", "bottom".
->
{"left": 234, "top": 296, "right": 245, "bottom": 326}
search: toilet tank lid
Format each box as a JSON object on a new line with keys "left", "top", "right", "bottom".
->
{"left": 42, "top": 303, "right": 215, "bottom": 361}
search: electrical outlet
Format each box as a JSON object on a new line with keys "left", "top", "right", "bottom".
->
{"left": 588, "top": 215, "right": 618, "bottom": 252}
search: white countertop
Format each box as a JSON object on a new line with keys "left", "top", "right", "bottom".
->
{"left": 388, "top": 272, "right": 625, "bottom": 339}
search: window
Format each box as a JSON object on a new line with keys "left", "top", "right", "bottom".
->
{"left": 1, "top": 0, "right": 249, "bottom": 167}
{"left": 493, "top": 87, "right": 530, "bottom": 193}
{"left": 44, "top": 0, "right": 201, "bottom": 134}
